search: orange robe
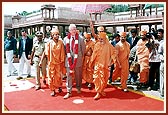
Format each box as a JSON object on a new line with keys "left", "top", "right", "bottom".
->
{"left": 112, "top": 41, "right": 130, "bottom": 89}
{"left": 136, "top": 39, "right": 149, "bottom": 83}
{"left": 45, "top": 40, "right": 66, "bottom": 91}
{"left": 82, "top": 40, "right": 95, "bottom": 83}
{"left": 89, "top": 42, "right": 116, "bottom": 93}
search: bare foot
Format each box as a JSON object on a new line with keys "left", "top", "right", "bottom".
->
{"left": 94, "top": 93, "right": 101, "bottom": 100}
{"left": 101, "top": 91, "right": 106, "bottom": 96}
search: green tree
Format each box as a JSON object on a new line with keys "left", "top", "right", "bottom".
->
{"left": 105, "top": 4, "right": 130, "bottom": 13}
{"left": 18, "top": 11, "right": 28, "bottom": 16}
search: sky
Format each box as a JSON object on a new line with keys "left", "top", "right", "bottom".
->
{"left": 2, "top": 2, "right": 72, "bottom": 15}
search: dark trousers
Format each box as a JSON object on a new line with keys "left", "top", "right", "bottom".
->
{"left": 148, "top": 62, "right": 160, "bottom": 90}
{"left": 108, "top": 64, "right": 114, "bottom": 82}
{"left": 128, "top": 71, "right": 138, "bottom": 82}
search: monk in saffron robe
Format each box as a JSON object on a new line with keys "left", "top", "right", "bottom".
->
{"left": 112, "top": 32, "right": 130, "bottom": 92}
{"left": 89, "top": 32, "right": 116, "bottom": 100}
{"left": 136, "top": 30, "right": 150, "bottom": 88}
{"left": 90, "top": 20, "right": 109, "bottom": 43}
{"left": 82, "top": 33, "right": 95, "bottom": 89}
{"left": 39, "top": 28, "right": 66, "bottom": 96}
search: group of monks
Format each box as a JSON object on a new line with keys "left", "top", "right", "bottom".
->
{"left": 35, "top": 22, "right": 157, "bottom": 100}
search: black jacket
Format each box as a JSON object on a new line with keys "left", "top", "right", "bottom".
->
{"left": 18, "top": 36, "right": 33, "bottom": 59}
{"left": 127, "top": 36, "right": 140, "bottom": 49}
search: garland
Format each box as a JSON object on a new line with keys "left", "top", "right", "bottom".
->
{"left": 66, "top": 33, "right": 79, "bottom": 70}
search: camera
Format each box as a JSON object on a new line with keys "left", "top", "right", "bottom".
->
{"left": 146, "top": 32, "right": 152, "bottom": 38}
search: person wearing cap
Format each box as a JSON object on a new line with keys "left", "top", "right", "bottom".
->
{"left": 39, "top": 28, "right": 66, "bottom": 96}
{"left": 136, "top": 30, "right": 150, "bottom": 88}
{"left": 17, "top": 29, "right": 33, "bottom": 80}
{"left": 63, "top": 24, "right": 86, "bottom": 99}
{"left": 82, "top": 33, "right": 95, "bottom": 89}
{"left": 112, "top": 32, "right": 130, "bottom": 92}
{"left": 4, "top": 31, "right": 18, "bottom": 77}
{"left": 29, "top": 31, "right": 46, "bottom": 90}
{"left": 88, "top": 32, "right": 116, "bottom": 100}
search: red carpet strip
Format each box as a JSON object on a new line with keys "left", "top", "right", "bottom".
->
{"left": 4, "top": 79, "right": 164, "bottom": 111}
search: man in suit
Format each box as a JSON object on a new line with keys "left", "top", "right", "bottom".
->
{"left": 17, "top": 29, "right": 33, "bottom": 80}
{"left": 127, "top": 29, "right": 140, "bottom": 84}
{"left": 63, "top": 24, "right": 86, "bottom": 99}
{"left": 127, "top": 29, "right": 140, "bottom": 49}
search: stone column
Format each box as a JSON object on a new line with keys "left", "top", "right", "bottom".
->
{"left": 49, "top": 9, "right": 51, "bottom": 19}
{"left": 53, "top": 9, "right": 55, "bottom": 19}
{"left": 148, "top": 24, "right": 152, "bottom": 32}
{"left": 42, "top": 9, "right": 43, "bottom": 18}
{"left": 43, "top": 25, "right": 46, "bottom": 36}
{"left": 45, "top": 9, "right": 47, "bottom": 18}
{"left": 155, "top": 24, "right": 157, "bottom": 31}
{"left": 162, "top": 11, "right": 164, "bottom": 29}
{"left": 113, "top": 26, "right": 117, "bottom": 33}
{"left": 124, "top": 25, "right": 128, "bottom": 32}
{"left": 155, "top": 4, "right": 158, "bottom": 16}
{"left": 130, "top": 8, "right": 132, "bottom": 18}
{"left": 62, "top": 25, "right": 66, "bottom": 38}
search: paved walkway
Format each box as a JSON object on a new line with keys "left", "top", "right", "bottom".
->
{"left": 2, "top": 63, "right": 164, "bottom": 101}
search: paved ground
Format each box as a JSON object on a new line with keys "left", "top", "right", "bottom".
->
{"left": 2, "top": 63, "right": 164, "bottom": 101}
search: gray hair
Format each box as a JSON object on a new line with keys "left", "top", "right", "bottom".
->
{"left": 7, "top": 31, "right": 12, "bottom": 34}
{"left": 69, "top": 24, "right": 76, "bottom": 31}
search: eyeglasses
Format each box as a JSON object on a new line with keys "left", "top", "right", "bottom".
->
{"left": 37, "top": 35, "right": 43, "bottom": 37}
{"left": 36, "top": 32, "right": 43, "bottom": 36}
{"left": 52, "top": 34, "right": 59, "bottom": 36}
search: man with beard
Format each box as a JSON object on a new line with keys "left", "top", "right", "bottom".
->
{"left": 112, "top": 32, "right": 130, "bottom": 92}
{"left": 88, "top": 32, "right": 116, "bottom": 99}
{"left": 136, "top": 30, "right": 150, "bottom": 88}
{"left": 39, "top": 28, "right": 66, "bottom": 96}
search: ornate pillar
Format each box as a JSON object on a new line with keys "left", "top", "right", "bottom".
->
{"left": 148, "top": 24, "right": 152, "bottom": 32}
{"left": 150, "top": 6, "right": 152, "bottom": 15}
{"left": 124, "top": 25, "right": 128, "bottom": 32}
{"left": 140, "top": 4, "right": 142, "bottom": 16}
{"left": 136, "top": 7, "right": 138, "bottom": 17}
{"left": 43, "top": 25, "right": 46, "bottom": 36}
{"left": 95, "top": 13, "right": 98, "bottom": 21}
{"left": 62, "top": 25, "right": 66, "bottom": 38}
{"left": 99, "top": 13, "right": 102, "bottom": 20}
{"left": 49, "top": 9, "right": 51, "bottom": 19}
{"left": 162, "top": 11, "right": 164, "bottom": 29}
{"left": 113, "top": 26, "right": 117, "bottom": 33}
{"left": 53, "top": 9, "right": 54, "bottom": 19}
{"left": 130, "top": 8, "right": 132, "bottom": 18}
{"left": 45, "top": 9, "right": 47, "bottom": 18}
{"left": 155, "top": 4, "right": 158, "bottom": 15}
{"left": 42, "top": 9, "right": 43, "bottom": 18}
{"left": 155, "top": 24, "right": 157, "bottom": 31}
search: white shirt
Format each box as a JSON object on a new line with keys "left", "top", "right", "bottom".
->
{"left": 22, "top": 37, "right": 27, "bottom": 51}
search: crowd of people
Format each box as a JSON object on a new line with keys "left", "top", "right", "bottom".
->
{"left": 4, "top": 22, "right": 164, "bottom": 100}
